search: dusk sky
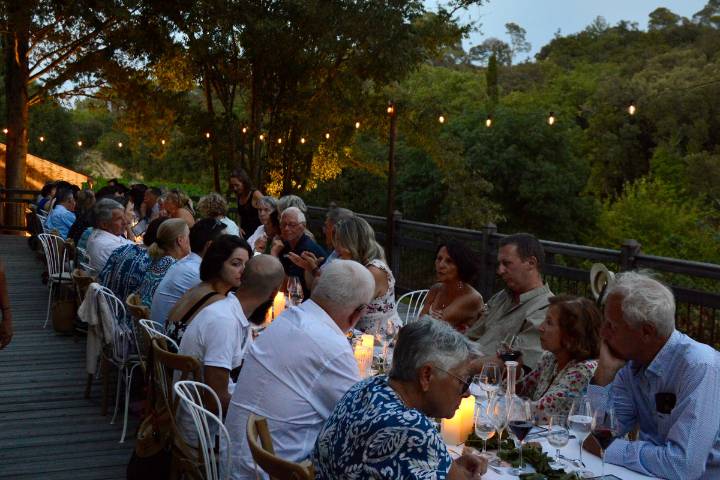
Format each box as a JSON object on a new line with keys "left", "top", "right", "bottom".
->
{"left": 433, "top": 0, "right": 710, "bottom": 59}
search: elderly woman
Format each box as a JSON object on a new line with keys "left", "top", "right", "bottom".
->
{"left": 197, "top": 192, "right": 240, "bottom": 236}
{"left": 246, "top": 195, "right": 279, "bottom": 251}
{"left": 516, "top": 295, "right": 601, "bottom": 420}
{"left": 136, "top": 218, "right": 191, "bottom": 307}
{"left": 160, "top": 190, "right": 195, "bottom": 227}
{"left": 313, "top": 318, "right": 487, "bottom": 479}
{"left": 166, "top": 235, "right": 252, "bottom": 345}
{"left": 420, "top": 240, "right": 485, "bottom": 332}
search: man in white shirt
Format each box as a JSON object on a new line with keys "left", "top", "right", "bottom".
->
{"left": 86, "top": 198, "right": 133, "bottom": 273}
{"left": 223, "top": 259, "right": 375, "bottom": 480}
{"left": 176, "top": 254, "right": 285, "bottom": 444}
{"left": 151, "top": 218, "right": 227, "bottom": 325}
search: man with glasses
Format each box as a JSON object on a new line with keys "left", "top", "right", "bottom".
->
{"left": 271, "top": 206, "right": 326, "bottom": 299}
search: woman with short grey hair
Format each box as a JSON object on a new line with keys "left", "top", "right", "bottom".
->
{"left": 313, "top": 318, "right": 487, "bottom": 479}
{"left": 246, "top": 195, "right": 279, "bottom": 252}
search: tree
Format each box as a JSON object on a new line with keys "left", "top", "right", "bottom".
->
{"left": 648, "top": 8, "right": 683, "bottom": 31}
{"left": 693, "top": 0, "right": 720, "bottom": 28}
{"left": 505, "top": 22, "right": 531, "bottom": 61}
{"left": 468, "top": 38, "right": 512, "bottom": 66}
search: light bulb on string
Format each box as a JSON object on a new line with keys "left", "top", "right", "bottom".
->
{"left": 2, "top": 128, "right": 7, "bottom": 134}
{"left": 485, "top": 115, "right": 493, "bottom": 128}
{"left": 259, "top": 134, "right": 265, "bottom": 141}
{"left": 161, "top": 139, "right": 166, "bottom": 145}
{"left": 547, "top": 112, "right": 556, "bottom": 126}
{"left": 355, "top": 121, "right": 361, "bottom": 129}
{"left": 300, "top": 137, "right": 306, "bottom": 144}
{"left": 205, "top": 132, "right": 211, "bottom": 139}
{"left": 325, "top": 132, "right": 330, "bottom": 140}
{"left": 77, "top": 140, "right": 83, "bottom": 147}
{"left": 117, "top": 142, "right": 123, "bottom": 148}
{"left": 438, "top": 115, "right": 446, "bottom": 124}
{"left": 39, "top": 136, "right": 45, "bottom": 142}
{"left": 387, "top": 104, "right": 395, "bottom": 115}
{"left": 627, "top": 101, "right": 637, "bottom": 116}
{"left": 277, "top": 138, "right": 282, "bottom": 144}
{"left": 241, "top": 126, "right": 248, "bottom": 134}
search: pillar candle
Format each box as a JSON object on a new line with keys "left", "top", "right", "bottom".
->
{"left": 272, "top": 292, "right": 286, "bottom": 320}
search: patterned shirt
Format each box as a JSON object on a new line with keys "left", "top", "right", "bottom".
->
{"left": 98, "top": 244, "right": 151, "bottom": 304}
{"left": 313, "top": 375, "right": 452, "bottom": 479}
{"left": 137, "top": 256, "right": 176, "bottom": 307}
{"left": 588, "top": 330, "right": 720, "bottom": 479}
{"left": 355, "top": 259, "right": 401, "bottom": 333}
{"left": 518, "top": 351, "right": 596, "bottom": 420}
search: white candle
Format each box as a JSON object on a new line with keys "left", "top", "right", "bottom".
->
{"left": 441, "top": 395, "right": 476, "bottom": 445}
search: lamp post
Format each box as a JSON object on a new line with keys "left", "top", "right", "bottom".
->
{"left": 386, "top": 102, "right": 398, "bottom": 267}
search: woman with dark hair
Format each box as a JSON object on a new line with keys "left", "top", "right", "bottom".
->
{"left": 68, "top": 189, "right": 96, "bottom": 244}
{"left": 229, "top": 168, "right": 263, "bottom": 236}
{"left": 166, "top": 234, "right": 252, "bottom": 345}
{"left": 516, "top": 295, "right": 601, "bottom": 420}
{"left": 420, "top": 240, "right": 485, "bottom": 332}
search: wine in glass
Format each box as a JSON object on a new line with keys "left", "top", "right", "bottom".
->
{"left": 591, "top": 407, "right": 619, "bottom": 477}
{"left": 497, "top": 334, "right": 523, "bottom": 362}
{"left": 507, "top": 396, "right": 533, "bottom": 475}
{"left": 474, "top": 401, "right": 497, "bottom": 455}
{"left": 287, "top": 276, "right": 303, "bottom": 306}
{"left": 547, "top": 415, "right": 570, "bottom": 468}
{"left": 568, "top": 396, "right": 594, "bottom": 477}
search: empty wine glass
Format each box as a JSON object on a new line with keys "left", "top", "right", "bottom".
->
{"left": 471, "top": 364, "right": 500, "bottom": 400}
{"left": 474, "top": 401, "right": 497, "bottom": 455}
{"left": 372, "top": 318, "right": 397, "bottom": 370}
{"left": 507, "top": 396, "right": 533, "bottom": 475}
{"left": 287, "top": 276, "right": 303, "bottom": 305}
{"left": 591, "top": 407, "right": 619, "bottom": 477}
{"left": 547, "top": 414, "right": 570, "bottom": 468}
{"left": 568, "top": 395, "right": 594, "bottom": 477}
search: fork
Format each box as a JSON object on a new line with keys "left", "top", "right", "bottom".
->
{"left": 559, "top": 453, "right": 586, "bottom": 468}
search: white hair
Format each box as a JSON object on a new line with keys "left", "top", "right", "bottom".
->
{"left": 94, "top": 198, "right": 123, "bottom": 226}
{"left": 607, "top": 271, "right": 675, "bottom": 337}
{"left": 281, "top": 206, "right": 306, "bottom": 224}
{"left": 311, "top": 259, "right": 374, "bottom": 310}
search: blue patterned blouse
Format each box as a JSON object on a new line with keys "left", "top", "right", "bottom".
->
{"left": 312, "top": 375, "right": 452, "bottom": 479}
{"left": 137, "top": 256, "right": 176, "bottom": 307}
{"left": 98, "top": 244, "right": 151, "bottom": 303}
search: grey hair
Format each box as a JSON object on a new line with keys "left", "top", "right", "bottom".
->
{"left": 94, "top": 198, "right": 124, "bottom": 227}
{"left": 281, "top": 206, "right": 306, "bottom": 224}
{"left": 277, "top": 194, "right": 307, "bottom": 213}
{"left": 259, "top": 196, "right": 278, "bottom": 211}
{"left": 607, "top": 271, "right": 676, "bottom": 337}
{"left": 311, "top": 259, "right": 374, "bottom": 311}
{"left": 389, "top": 318, "right": 474, "bottom": 381}
{"left": 326, "top": 207, "right": 354, "bottom": 225}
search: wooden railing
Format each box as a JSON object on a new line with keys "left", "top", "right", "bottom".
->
{"left": 0, "top": 188, "right": 38, "bottom": 232}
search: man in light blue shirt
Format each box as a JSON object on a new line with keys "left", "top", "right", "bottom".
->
{"left": 44, "top": 188, "right": 76, "bottom": 239}
{"left": 151, "top": 218, "right": 226, "bottom": 326}
{"left": 588, "top": 271, "right": 720, "bottom": 480}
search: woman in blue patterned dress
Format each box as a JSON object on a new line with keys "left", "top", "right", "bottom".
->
{"left": 313, "top": 318, "right": 487, "bottom": 479}
{"left": 137, "top": 218, "right": 191, "bottom": 307}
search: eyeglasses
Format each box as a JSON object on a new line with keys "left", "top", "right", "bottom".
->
{"left": 434, "top": 366, "right": 472, "bottom": 395}
{"left": 280, "top": 222, "right": 301, "bottom": 229}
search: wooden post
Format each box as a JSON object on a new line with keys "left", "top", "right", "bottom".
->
{"left": 619, "top": 239, "right": 641, "bottom": 271}
{"left": 385, "top": 102, "right": 398, "bottom": 267}
{"left": 480, "top": 223, "right": 498, "bottom": 299}
{"left": 390, "top": 210, "right": 402, "bottom": 277}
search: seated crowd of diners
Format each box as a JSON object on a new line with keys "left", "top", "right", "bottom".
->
{"left": 32, "top": 173, "right": 720, "bottom": 480}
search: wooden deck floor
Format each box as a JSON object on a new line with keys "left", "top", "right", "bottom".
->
{"left": 0, "top": 235, "right": 134, "bottom": 479}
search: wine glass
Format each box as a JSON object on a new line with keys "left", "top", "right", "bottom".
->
{"left": 568, "top": 395, "right": 594, "bottom": 477}
{"left": 591, "top": 407, "right": 619, "bottom": 477}
{"left": 471, "top": 364, "right": 500, "bottom": 401}
{"left": 507, "top": 396, "right": 533, "bottom": 475}
{"left": 488, "top": 393, "right": 508, "bottom": 448}
{"left": 474, "top": 401, "right": 497, "bottom": 455}
{"left": 287, "top": 276, "right": 303, "bottom": 305}
{"left": 547, "top": 414, "right": 570, "bottom": 468}
{"left": 372, "top": 318, "right": 397, "bottom": 371}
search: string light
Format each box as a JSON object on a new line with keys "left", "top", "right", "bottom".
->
{"left": 485, "top": 115, "right": 493, "bottom": 128}
{"left": 277, "top": 138, "right": 282, "bottom": 144}
{"left": 387, "top": 105, "right": 395, "bottom": 115}
{"left": 39, "top": 136, "right": 45, "bottom": 142}
{"left": 117, "top": 142, "right": 123, "bottom": 148}
{"left": 241, "top": 126, "right": 248, "bottom": 134}
{"left": 438, "top": 115, "right": 445, "bottom": 124}
{"left": 205, "top": 132, "right": 211, "bottom": 139}
{"left": 547, "top": 112, "right": 556, "bottom": 126}
{"left": 2, "top": 128, "right": 7, "bottom": 134}
{"left": 161, "top": 139, "right": 166, "bottom": 145}
{"left": 259, "top": 134, "right": 265, "bottom": 141}
{"left": 628, "top": 101, "right": 637, "bottom": 116}
{"left": 325, "top": 132, "right": 330, "bottom": 139}
{"left": 77, "top": 140, "right": 83, "bottom": 147}
{"left": 300, "top": 137, "right": 306, "bottom": 144}
{"left": 355, "top": 121, "right": 361, "bottom": 129}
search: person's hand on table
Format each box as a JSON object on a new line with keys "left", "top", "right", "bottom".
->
{"left": 448, "top": 451, "right": 488, "bottom": 479}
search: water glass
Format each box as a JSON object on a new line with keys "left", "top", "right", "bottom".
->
{"left": 287, "top": 276, "right": 303, "bottom": 305}
{"left": 474, "top": 401, "right": 497, "bottom": 454}
{"left": 547, "top": 414, "right": 570, "bottom": 467}
{"left": 568, "top": 395, "right": 594, "bottom": 477}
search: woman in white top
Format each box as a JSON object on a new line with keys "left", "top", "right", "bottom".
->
{"left": 196, "top": 192, "right": 240, "bottom": 236}
{"left": 246, "top": 196, "right": 279, "bottom": 252}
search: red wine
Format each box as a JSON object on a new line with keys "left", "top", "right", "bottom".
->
{"left": 509, "top": 421, "right": 533, "bottom": 441}
{"left": 499, "top": 350, "right": 522, "bottom": 362}
{"left": 592, "top": 427, "right": 617, "bottom": 450}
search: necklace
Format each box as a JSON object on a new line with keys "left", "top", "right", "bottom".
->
{"left": 435, "top": 282, "right": 465, "bottom": 310}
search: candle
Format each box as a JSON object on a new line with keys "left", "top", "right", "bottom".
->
{"left": 272, "top": 292, "right": 286, "bottom": 319}
{"left": 361, "top": 334, "right": 374, "bottom": 348}
{"left": 441, "top": 395, "right": 476, "bottom": 445}
{"left": 354, "top": 344, "right": 373, "bottom": 378}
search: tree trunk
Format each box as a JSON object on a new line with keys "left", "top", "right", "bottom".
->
{"left": 4, "top": 6, "right": 31, "bottom": 229}
{"left": 203, "top": 72, "right": 221, "bottom": 192}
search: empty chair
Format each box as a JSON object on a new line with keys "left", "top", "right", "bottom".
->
{"left": 174, "top": 381, "right": 231, "bottom": 480}
{"left": 37, "top": 233, "right": 73, "bottom": 328}
{"left": 395, "top": 289, "right": 429, "bottom": 325}
{"left": 246, "top": 414, "right": 315, "bottom": 480}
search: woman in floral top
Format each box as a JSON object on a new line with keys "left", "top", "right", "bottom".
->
{"left": 517, "top": 295, "right": 602, "bottom": 420}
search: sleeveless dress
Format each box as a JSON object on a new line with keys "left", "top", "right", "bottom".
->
{"left": 236, "top": 190, "right": 261, "bottom": 236}
{"left": 355, "top": 259, "right": 401, "bottom": 332}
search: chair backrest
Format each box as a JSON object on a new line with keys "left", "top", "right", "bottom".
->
{"left": 38, "top": 233, "right": 68, "bottom": 277}
{"left": 95, "top": 285, "right": 131, "bottom": 362}
{"left": 174, "top": 381, "right": 231, "bottom": 480}
{"left": 140, "top": 319, "right": 179, "bottom": 352}
{"left": 246, "top": 414, "right": 315, "bottom": 480}
{"left": 76, "top": 247, "right": 93, "bottom": 272}
{"left": 72, "top": 268, "right": 94, "bottom": 305}
{"left": 151, "top": 338, "right": 202, "bottom": 418}
{"left": 395, "top": 289, "right": 429, "bottom": 325}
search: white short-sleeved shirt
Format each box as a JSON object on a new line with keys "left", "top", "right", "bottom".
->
{"left": 87, "top": 228, "right": 133, "bottom": 273}
{"left": 176, "top": 293, "right": 251, "bottom": 444}
{"left": 222, "top": 299, "right": 360, "bottom": 480}
{"left": 220, "top": 216, "right": 241, "bottom": 237}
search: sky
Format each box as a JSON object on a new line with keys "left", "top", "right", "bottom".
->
{"left": 433, "top": 0, "right": 710, "bottom": 59}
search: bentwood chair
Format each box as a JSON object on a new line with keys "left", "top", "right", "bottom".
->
{"left": 394, "top": 289, "right": 429, "bottom": 326}
{"left": 95, "top": 285, "right": 141, "bottom": 443}
{"left": 37, "top": 233, "right": 73, "bottom": 328}
{"left": 140, "top": 319, "right": 179, "bottom": 352}
{"left": 174, "top": 381, "right": 231, "bottom": 480}
{"left": 246, "top": 414, "right": 315, "bottom": 480}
